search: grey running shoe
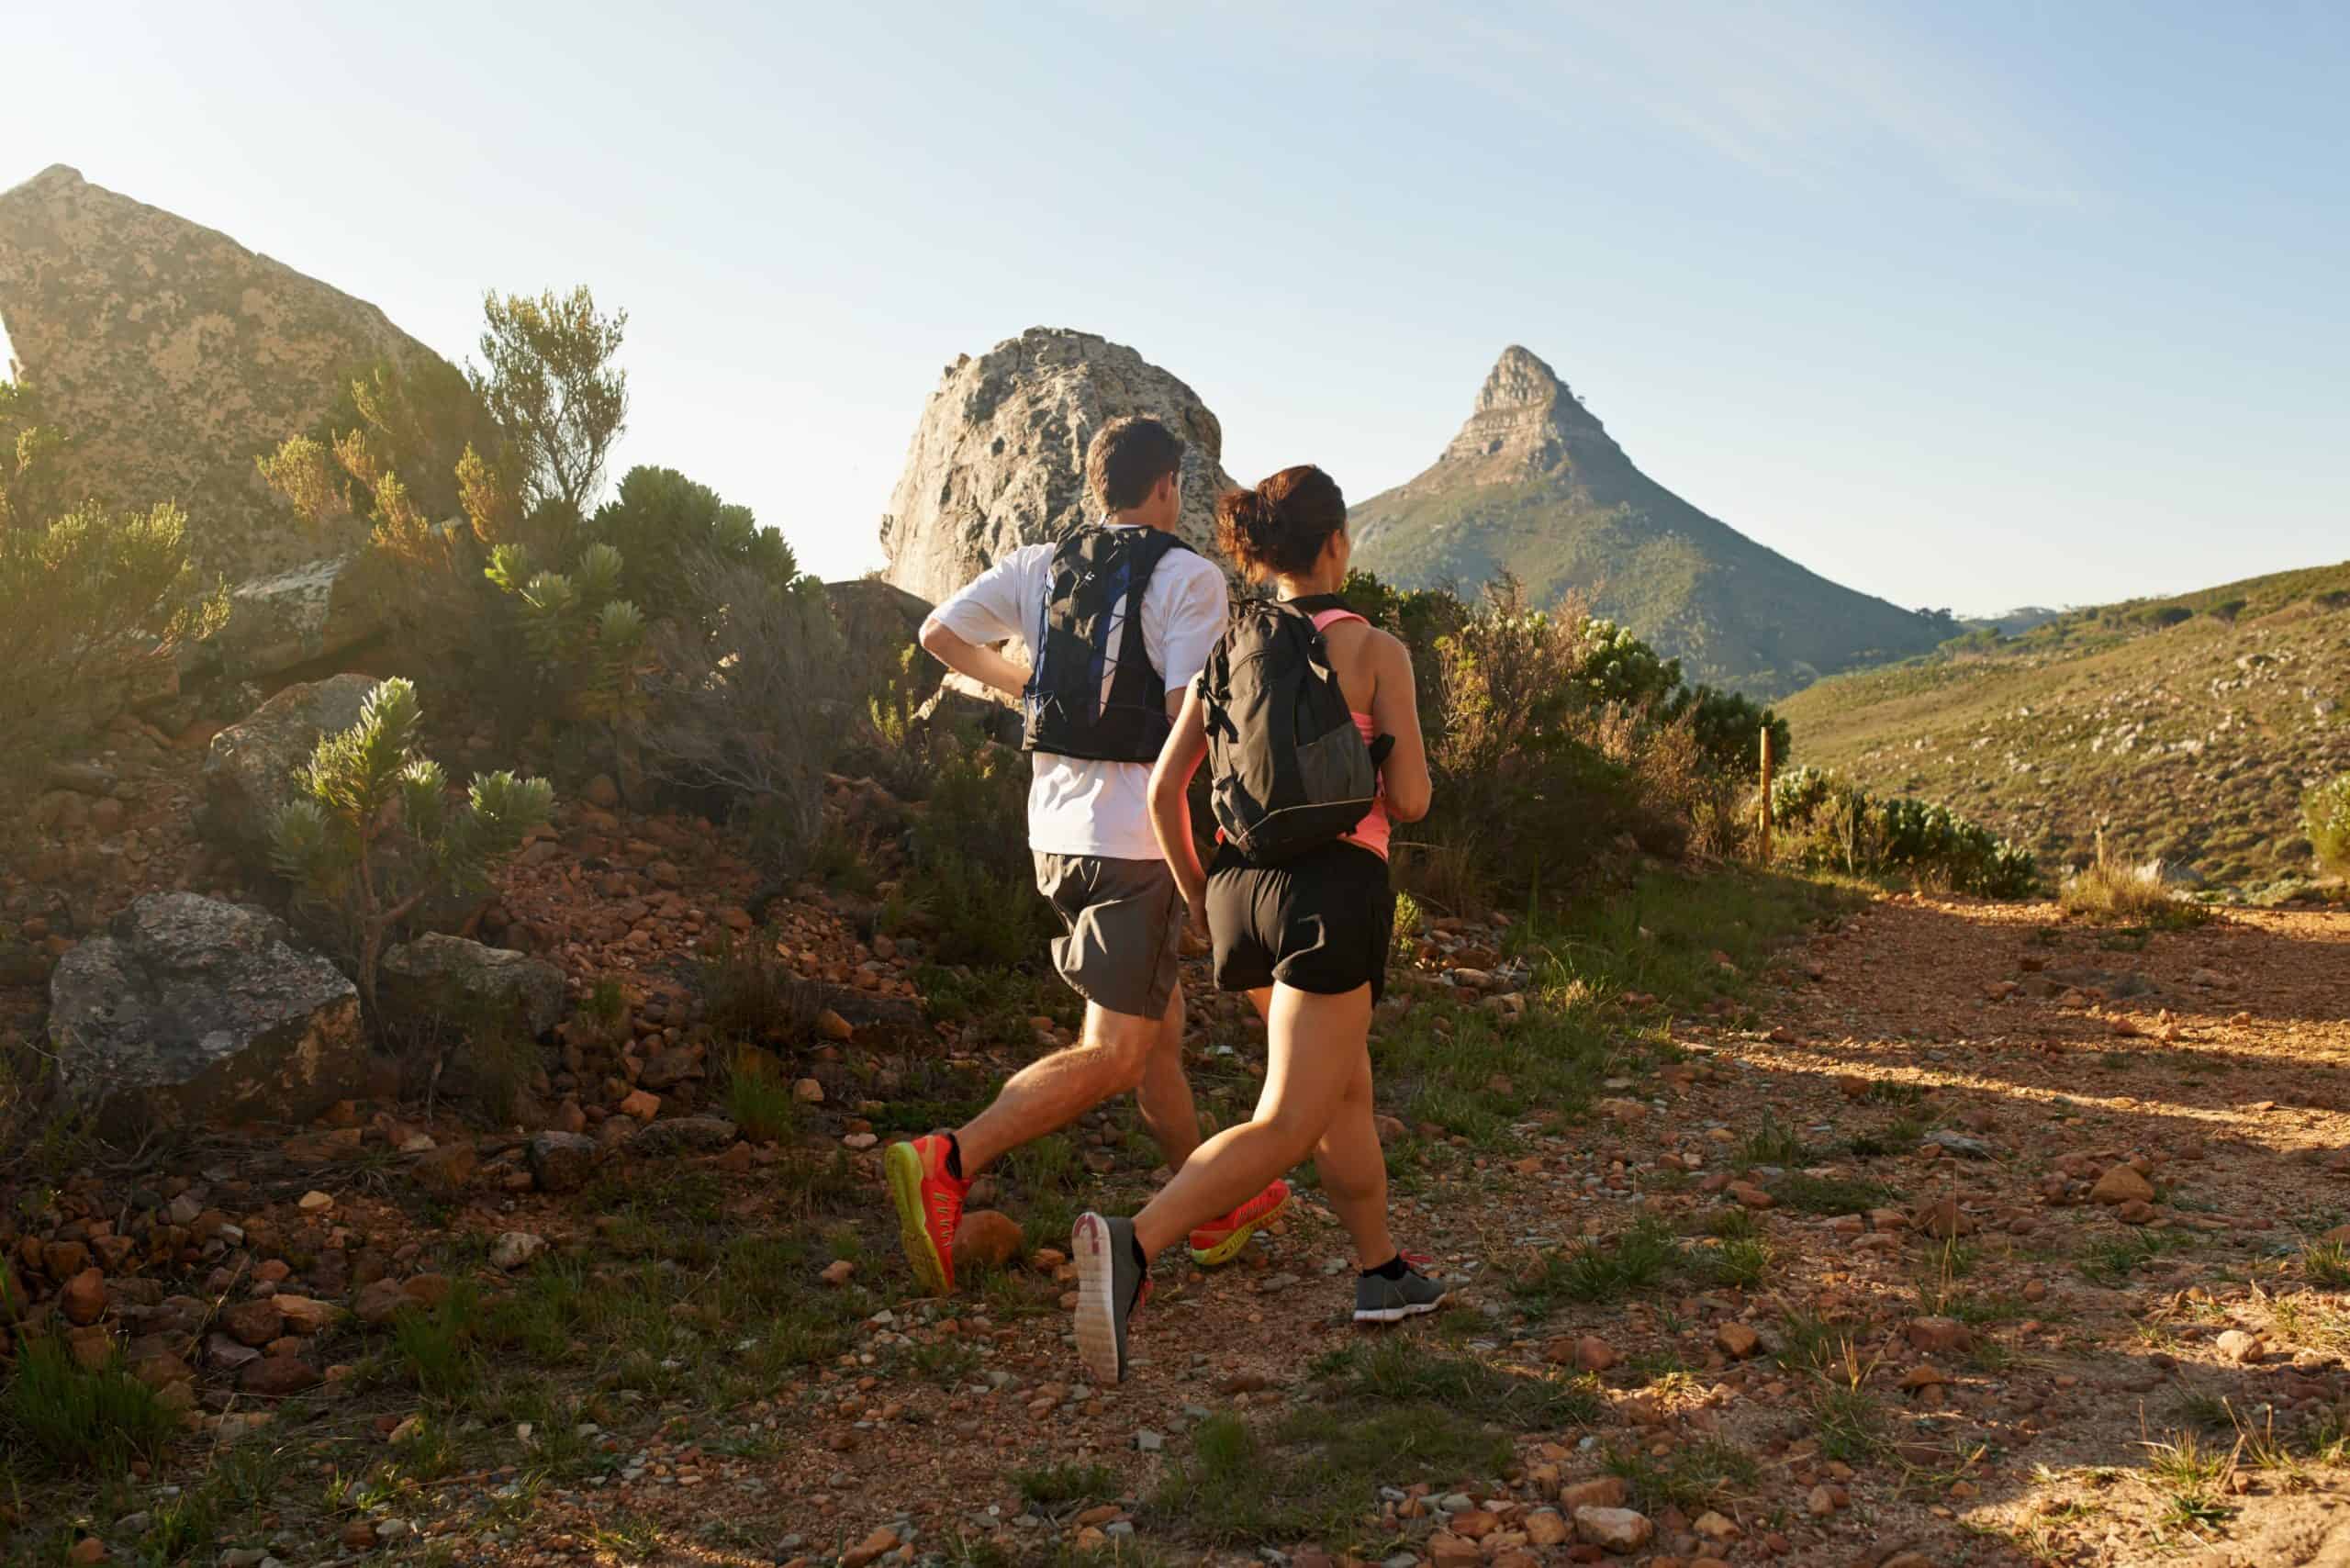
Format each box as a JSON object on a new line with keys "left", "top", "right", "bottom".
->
{"left": 1353, "top": 1258, "right": 1449, "bottom": 1324}
{"left": 1072, "top": 1212, "right": 1148, "bottom": 1383}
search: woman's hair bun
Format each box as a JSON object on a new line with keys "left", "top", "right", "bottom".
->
{"left": 1215, "top": 465, "right": 1346, "bottom": 580}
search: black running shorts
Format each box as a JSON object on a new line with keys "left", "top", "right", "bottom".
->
{"left": 1207, "top": 840, "right": 1395, "bottom": 1003}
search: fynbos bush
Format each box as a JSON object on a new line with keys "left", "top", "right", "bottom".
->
{"left": 1770, "top": 764, "right": 2037, "bottom": 897}
{"left": 2305, "top": 775, "right": 2350, "bottom": 876}
{"left": 269, "top": 678, "right": 553, "bottom": 1025}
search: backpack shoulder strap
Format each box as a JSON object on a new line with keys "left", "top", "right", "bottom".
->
{"left": 1309, "top": 607, "right": 1367, "bottom": 633}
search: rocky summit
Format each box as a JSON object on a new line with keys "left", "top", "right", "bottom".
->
{"left": 1349, "top": 345, "right": 1948, "bottom": 699}
{"left": 877, "top": 327, "right": 1236, "bottom": 606}
{"left": 0, "top": 163, "right": 445, "bottom": 587}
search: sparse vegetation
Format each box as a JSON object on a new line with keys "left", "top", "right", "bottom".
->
{"left": 268, "top": 677, "right": 553, "bottom": 1025}
{"left": 1781, "top": 560, "right": 2350, "bottom": 890}
{"left": 2, "top": 1338, "right": 177, "bottom": 1476}
{"left": 2059, "top": 833, "right": 2212, "bottom": 928}
{"left": 2307, "top": 774, "right": 2350, "bottom": 877}
{"left": 0, "top": 379, "right": 229, "bottom": 805}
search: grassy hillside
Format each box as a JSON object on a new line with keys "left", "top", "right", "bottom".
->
{"left": 1779, "top": 562, "right": 2350, "bottom": 890}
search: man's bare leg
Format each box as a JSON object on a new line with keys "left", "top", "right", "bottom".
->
{"left": 1133, "top": 980, "right": 1198, "bottom": 1171}
{"left": 955, "top": 988, "right": 1191, "bottom": 1177}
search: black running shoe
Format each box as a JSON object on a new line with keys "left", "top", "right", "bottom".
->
{"left": 1353, "top": 1258, "right": 1449, "bottom": 1324}
{"left": 1071, "top": 1212, "right": 1148, "bottom": 1383}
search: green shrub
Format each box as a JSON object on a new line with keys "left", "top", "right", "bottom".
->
{"left": 2306, "top": 776, "right": 2350, "bottom": 875}
{"left": 1770, "top": 765, "right": 2036, "bottom": 897}
{"left": 585, "top": 465, "right": 794, "bottom": 634}
{"left": 3, "top": 1337, "right": 177, "bottom": 1475}
{"left": 1, "top": 381, "right": 228, "bottom": 804}
{"left": 269, "top": 678, "right": 554, "bottom": 1025}
{"left": 641, "top": 552, "right": 846, "bottom": 874}
{"left": 908, "top": 740, "right": 1057, "bottom": 966}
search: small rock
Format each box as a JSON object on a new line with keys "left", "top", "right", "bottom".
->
{"left": 1560, "top": 1476, "right": 1627, "bottom": 1510}
{"left": 340, "top": 1519, "right": 376, "bottom": 1551}
{"left": 66, "top": 1540, "right": 106, "bottom": 1566}
{"left": 1715, "top": 1322, "right": 1760, "bottom": 1359}
{"left": 1572, "top": 1505, "right": 1653, "bottom": 1553}
{"left": 792, "top": 1078, "right": 824, "bottom": 1104}
{"left": 240, "top": 1356, "right": 319, "bottom": 1396}
{"left": 297, "top": 1190, "right": 334, "bottom": 1214}
{"left": 816, "top": 1008, "right": 855, "bottom": 1043}
{"left": 1904, "top": 1316, "right": 1973, "bottom": 1355}
{"left": 2217, "top": 1329, "right": 2263, "bottom": 1364}
{"left": 1134, "top": 1429, "right": 1164, "bottom": 1452}
{"left": 2090, "top": 1164, "right": 2155, "bottom": 1204}
{"left": 840, "top": 1529, "right": 899, "bottom": 1568}
{"left": 527, "top": 1130, "right": 599, "bottom": 1193}
{"left": 487, "top": 1232, "right": 543, "bottom": 1271}
{"left": 61, "top": 1268, "right": 108, "bottom": 1327}
{"left": 953, "top": 1211, "right": 1024, "bottom": 1273}
{"left": 1728, "top": 1182, "right": 1774, "bottom": 1209}
{"left": 820, "top": 1260, "right": 855, "bottom": 1287}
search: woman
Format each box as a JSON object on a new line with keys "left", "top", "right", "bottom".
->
{"left": 1070, "top": 464, "right": 1445, "bottom": 1385}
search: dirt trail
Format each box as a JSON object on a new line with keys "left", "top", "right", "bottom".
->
{"left": 15, "top": 886, "right": 2350, "bottom": 1568}
{"left": 487, "top": 892, "right": 2350, "bottom": 1568}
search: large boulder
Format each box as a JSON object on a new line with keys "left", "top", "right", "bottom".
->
{"left": 47, "top": 894, "right": 368, "bottom": 1130}
{"left": 877, "top": 327, "right": 1237, "bottom": 607}
{"left": 199, "top": 673, "right": 376, "bottom": 864}
{"left": 824, "top": 577, "right": 938, "bottom": 703}
{"left": 0, "top": 164, "right": 445, "bottom": 588}
{"left": 214, "top": 556, "right": 387, "bottom": 680}
{"left": 378, "top": 934, "right": 565, "bottom": 1038}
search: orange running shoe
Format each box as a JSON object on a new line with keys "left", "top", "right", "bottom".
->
{"left": 1186, "top": 1179, "right": 1292, "bottom": 1266}
{"left": 884, "top": 1134, "right": 969, "bottom": 1295}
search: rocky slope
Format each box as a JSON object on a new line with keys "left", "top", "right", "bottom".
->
{"left": 0, "top": 163, "right": 444, "bottom": 585}
{"left": 878, "top": 327, "right": 1236, "bottom": 606}
{"left": 1350, "top": 346, "right": 1948, "bottom": 700}
{"left": 1779, "top": 561, "right": 2350, "bottom": 890}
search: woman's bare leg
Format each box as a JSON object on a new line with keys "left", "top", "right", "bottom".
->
{"left": 1130, "top": 983, "right": 1371, "bottom": 1260}
{"left": 1311, "top": 1046, "right": 1396, "bottom": 1268}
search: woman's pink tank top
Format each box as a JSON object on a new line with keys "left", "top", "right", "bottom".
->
{"left": 1311, "top": 607, "right": 1391, "bottom": 861}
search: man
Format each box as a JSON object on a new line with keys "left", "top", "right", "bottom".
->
{"left": 884, "top": 415, "right": 1288, "bottom": 1295}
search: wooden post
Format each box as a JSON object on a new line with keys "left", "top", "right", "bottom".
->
{"left": 1758, "top": 724, "right": 1775, "bottom": 864}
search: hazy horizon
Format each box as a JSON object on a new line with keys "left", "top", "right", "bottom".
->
{"left": 5, "top": 2, "right": 2344, "bottom": 618}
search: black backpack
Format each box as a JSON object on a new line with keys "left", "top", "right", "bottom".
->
{"left": 1021, "top": 526, "right": 1193, "bottom": 763}
{"left": 1200, "top": 599, "right": 1379, "bottom": 864}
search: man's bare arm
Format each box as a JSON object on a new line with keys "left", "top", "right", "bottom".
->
{"left": 918, "top": 617, "right": 1032, "bottom": 702}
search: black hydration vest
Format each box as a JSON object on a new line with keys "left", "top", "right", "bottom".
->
{"left": 1021, "top": 526, "right": 1194, "bottom": 764}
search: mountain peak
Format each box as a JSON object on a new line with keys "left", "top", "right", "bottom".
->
{"left": 1438, "top": 342, "right": 1610, "bottom": 476}
{"left": 1476, "top": 345, "right": 1563, "bottom": 412}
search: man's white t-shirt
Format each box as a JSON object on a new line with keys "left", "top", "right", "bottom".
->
{"left": 923, "top": 524, "right": 1228, "bottom": 861}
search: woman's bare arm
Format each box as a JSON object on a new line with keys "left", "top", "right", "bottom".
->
{"left": 1370, "top": 633, "right": 1431, "bottom": 823}
{"left": 1147, "top": 687, "right": 1214, "bottom": 933}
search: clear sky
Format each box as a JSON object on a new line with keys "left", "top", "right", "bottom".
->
{"left": 5, "top": 1, "right": 2344, "bottom": 614}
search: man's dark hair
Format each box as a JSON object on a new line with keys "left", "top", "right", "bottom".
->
{"left": 1085, "top": 416, "right": 1185, "bottom": 512}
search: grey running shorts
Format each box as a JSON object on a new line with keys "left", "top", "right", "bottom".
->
{"left": 1033, "top": 852, "right": 1185, "bottom": 1020}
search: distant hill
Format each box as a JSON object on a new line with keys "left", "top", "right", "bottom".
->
{"left": 1963, "top": 606, "right": 2065, "bottom": 638}
{"left": 1778, "top": 562, "right": 2350, "bottom": 891}
{"left": 1348, "top": 347, "right": 1949, "bottom": 700}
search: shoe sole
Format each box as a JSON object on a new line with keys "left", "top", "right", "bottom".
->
{"left": 1071, "top": 1213, "right": 1124, "bottom": 1385}
{"left": 884, "top": 1142, "right": 951, "bottom": 1297}
{"left": 1186, "top": 1189, "right": 1292, "bottom": 1268}
{"left": 1352, "top": 1291, "right": 1449, "bottom": 1325}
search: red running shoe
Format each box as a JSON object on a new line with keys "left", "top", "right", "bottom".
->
{"left": 884, "top": 1134, "right": 968, "bottom": 1295}
{"left": 1186, "top": 1179, "right": 1292, "bottom": 1266}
